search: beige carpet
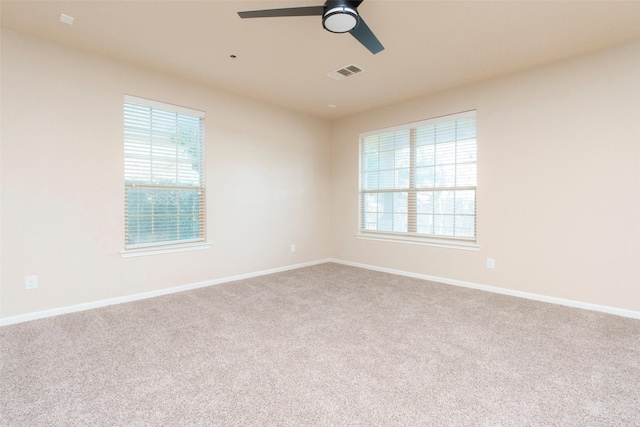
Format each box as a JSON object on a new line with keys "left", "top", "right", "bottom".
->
{"left": 1, "top": 263, "right": 638, "bottom": 426}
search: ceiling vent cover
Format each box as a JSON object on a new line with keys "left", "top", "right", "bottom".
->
{"left": 327, "top": 64, "right": 364, "bottom": 81}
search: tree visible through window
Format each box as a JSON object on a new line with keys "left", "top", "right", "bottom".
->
{"left": 359, "top": 111, "right": 476, "bottom": 242}
{"left": 124, "top": 95, "right": 205, "bottom": 249}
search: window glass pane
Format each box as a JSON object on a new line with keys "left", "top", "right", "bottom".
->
{"left": 176, "top": 162, "right": 201, "bottom": 187}
{"left": 415, "top": 145, "right": 435, "bottom": 167}
{"left": 153, "top": 190, "right": 178, "bottom": 216}
{"left": 435, "top": 141, "right": 455, "bottom": 165}
{"left": 417, "top": 192, "right": 433, "bottom": 214}
{"left": 125, "top": 158, "right": 151, "bottom": 183}
{"left": 395, "top": 168, "right": 410, "bottom": 188}
{"left": 456, "top": 139, "right": 476, "bottom": 164}
{"left": 435, "top": 122, "right": 456, "bottom": 144}
{"left": 364, "top": 193, "right": 378, "bottom": 213}
{"left": 127, "top": 188, "right": 204, "bottom": 245}
{"left": 394, "top": 130, "right": 410, "bottom": 149}
{"left": 363, "top": 172, "right": 379, "bottom": 190}
{"left": 126, "top": 188, "right": 153, "bottom": 245}
{"left": 456, "top": 163, "right": 477, "bottom": 187}
{"left": 379, "top": 170, "right": 395, "bottom": 189}
{"left": 127, "top": 188, "right": 152, "bottom": 216}
{"left": 393, "top": 214, "right": 407, "bottom": 232}
{"left": 416, "top": 166, "right": 435, "bottom": 188}
{"left": 182, "top": 199, "right": 201, "bottom": 238}
{"left": 434, "top": 214, "right": 455, "bottom": 236}
{"left": 379, "top": 150, "right": 395, "bottom": 170}
{"left": 454, "top": 215, "right": 475, "bottom": 237}
{"left": 154, "top": 216, "right": 178, "bottom": 242}
{"left": 395, "top": 147, "right": 410, "bottom": 168}
{"left": 178, "top": 190, "right": 200, "bottom": 215}
{"left": 379, "top": 192, "right": 394, "bottom": 212}
{"left": 180, "top": 215, "right": 200, "bottom": 239}
{"left": 434, "top": 191, "right": 455, "bottom": 214}
{"left": 363, "top": 137, "right": 378, "bottom": 154}
{"left": 394, "top": 192, "right": 408, "bottom": 213}
{"left": 364, "top": 213, "right": 378, "bottom": 230}
{"left": 454, "top": 190, "right": 475, "bottom": 215}
{"left": 417, "top": 214, "right": 434, "bottom": 234}
{"left": 363, "top": 152, "right": 378, "bottom": 171}
{"left": 127, "top": 215, "right": 152, "bottom": 245}
{"left": 416, "top": 125, "right": 435, "bottom": 146}
{"left": 379, "top": 134, "right": 395, "bottom": 151}
{"left": 435, "top": 165, "right": 456, "bottom": 187}
{"left": 178, "top": 215, "right": 199, "bottom": 239}
{"left": 456, "top": 117, "right": 476, "bottom": 140}
{"left": 378, "top": 212, "right": 393, "bottom": 231}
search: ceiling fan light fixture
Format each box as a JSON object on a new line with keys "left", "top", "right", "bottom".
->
{"left": 237, "top": 0, "right": 383, "bottom": 54}
{"left": 323, "top": 6, "right": 358, "bottom": 33}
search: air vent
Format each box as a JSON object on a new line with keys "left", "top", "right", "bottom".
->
{"left": 327, "top": 64, "right": 364, "bottom": 81}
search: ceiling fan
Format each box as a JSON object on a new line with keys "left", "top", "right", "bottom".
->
{"left": 238, "top": 0, "right": 384, "bottom": 54}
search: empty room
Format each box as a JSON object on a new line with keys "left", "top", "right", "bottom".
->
{"left": 1, "top": 0, "right": 639, "bottom": 425}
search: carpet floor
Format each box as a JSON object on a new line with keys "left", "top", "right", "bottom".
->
{"left": 1, "top": 263, "right": 639, "bottom": 426}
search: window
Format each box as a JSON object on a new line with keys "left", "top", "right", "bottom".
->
{"left": 123, "top": 95, "right": 206, "bottom": 254}
{"left": 358, "top": 111, "right": 477, "bottom": 248}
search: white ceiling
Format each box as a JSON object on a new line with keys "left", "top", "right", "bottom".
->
{"left": 2, "top": 0, "right": 639, "bottom": 119}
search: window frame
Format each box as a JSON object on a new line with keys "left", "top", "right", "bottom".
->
{"left": 120, "top": 95, "right": 210, "bottom": 258}
{"left": 356, "top": 110, "right": 479, "bottom": 251}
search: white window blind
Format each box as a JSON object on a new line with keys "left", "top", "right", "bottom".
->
{"left": 359, "top": 111, "right": 477, "bottom": 242}
{"left": 124, "top": 95, "right": 206, "bottom": 249}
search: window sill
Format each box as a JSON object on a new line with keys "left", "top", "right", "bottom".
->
{"left": 355, "top": 232, "right": 479, "bottom": 251}
{"left": 120, "top": 242, "right": 212, "bottom": 258}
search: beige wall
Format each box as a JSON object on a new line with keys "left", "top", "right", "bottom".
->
{"left": 330, "top": 40, "right": 640, "bottom": 312}
{"left": 2, "top": 29, "right": 638, "bottom": 321}
{"left": 0, "top": 29, "right": 331, "bottom": 318}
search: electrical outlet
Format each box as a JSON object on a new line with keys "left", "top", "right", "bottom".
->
{"left": 486, "top": 258, "right": 495, "bottom": 269}
{"left": 25, "top": 275, "right": 38, "bottom": 289}
{"left": 290, "top": 244, "right": 296, "bottom": 252}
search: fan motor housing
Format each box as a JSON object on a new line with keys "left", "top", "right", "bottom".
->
{"left": 323, "top": 0, "right": 359, "bottom": 33}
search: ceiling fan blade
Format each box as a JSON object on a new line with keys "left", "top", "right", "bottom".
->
{"left": 349, "top": 16, "right": 384, "bottom": 54}
{"left": 238, "top": 6, "right": 324, "bottom": 19}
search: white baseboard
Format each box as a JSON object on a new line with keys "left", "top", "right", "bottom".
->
{"left": 3, "top": 257, "right": 637, "bottom": 326}
{"left": 329, "top": 258, "right": 640, "bottom": 320}
{"left": 0, "top": 259, "right": 331, "bottom": 326}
